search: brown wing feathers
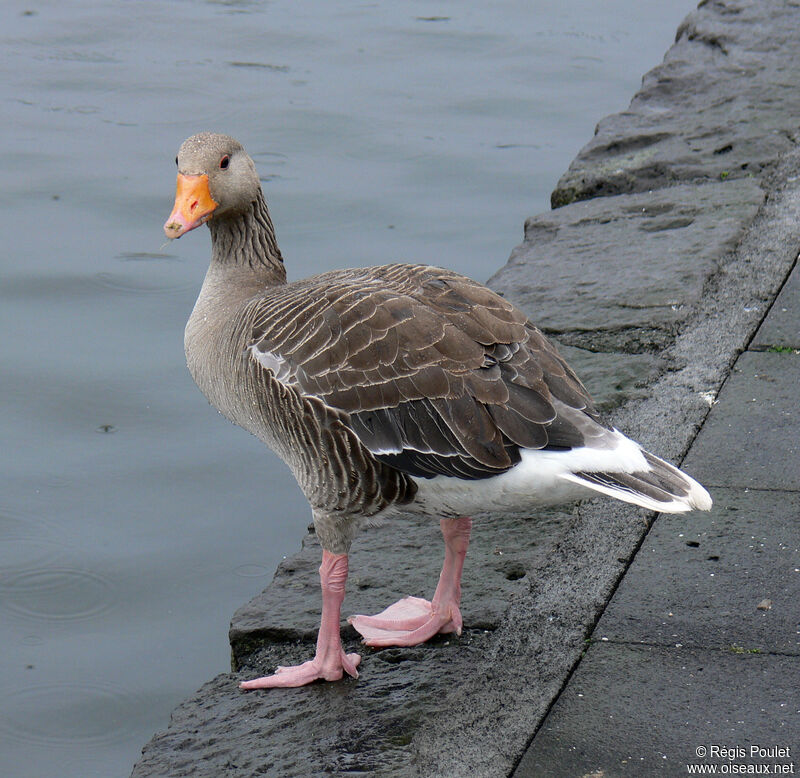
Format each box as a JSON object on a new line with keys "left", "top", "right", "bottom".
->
{"left": 249, "top": 264, "right": 596, "bottom": 480}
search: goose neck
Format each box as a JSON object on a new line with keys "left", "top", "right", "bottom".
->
{"left": 208, "top": 189, "right": 286, "bottom": 284}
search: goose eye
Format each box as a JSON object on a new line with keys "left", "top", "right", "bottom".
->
{"left": 219, "top": 155, "right": 230, "bottom": 170}
{"left": 175, "top": 156, "right": 178, "bottom": 166}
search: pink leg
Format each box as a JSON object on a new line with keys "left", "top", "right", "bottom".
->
{"left": 240, "top": 550, "right": 361, "bottom": 689}
{"left": 348, "top": 516, "right": 471, "bottom": 647}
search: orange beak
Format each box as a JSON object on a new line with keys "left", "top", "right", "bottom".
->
{"left": 163, "top": 173, "right": 218, "bottom": 238}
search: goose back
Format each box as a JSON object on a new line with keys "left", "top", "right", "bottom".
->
{"left": 244, "top": 263, "right": 599, "bottom": 482}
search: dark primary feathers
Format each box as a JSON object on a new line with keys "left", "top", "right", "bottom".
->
{"left": 247, "top": 263, "right": 597, "bottom": 480}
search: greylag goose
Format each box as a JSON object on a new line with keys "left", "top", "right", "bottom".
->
{"left": 164, "top": 132, "right": 712, "bottom": 689}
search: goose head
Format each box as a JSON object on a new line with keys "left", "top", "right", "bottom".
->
{"left": 164, "top": 133, "right": 261, "bottom": 239}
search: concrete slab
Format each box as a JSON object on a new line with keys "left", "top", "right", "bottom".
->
{"left": 751, "top": 263, "right": 800, "bottom": 351}
{"left": 682, "top": 351, "right": 800, "bottom": 490}
{"left": 490, "top": 180, "right": 763, "bottom": 348}
{"left": 514, "top": 643, "right": 800, "bottom": 777}
{"left": 595, "top": 487, "right": 800, "bottom": 655}
{"left": 552, "top": 0, "right": 800, "bottom": 206}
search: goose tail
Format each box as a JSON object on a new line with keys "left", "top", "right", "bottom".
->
{"left": 560, "top": 448, "right": 712, "bottom": 513}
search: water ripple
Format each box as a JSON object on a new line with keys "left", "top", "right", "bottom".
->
{"left": 0, "top": 682, "right": 144, "bottom": 747}
{"left": 0, "top": 511, "right": 67, "bottom": 574}
{"left": 92, "top": 271, "right": 193, "bottom": 295}
{"left": 0, "top": 567, "right": 116, "bottom": 622}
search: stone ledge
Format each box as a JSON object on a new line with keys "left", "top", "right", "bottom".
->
{"left": 490, "top": 179, "right": 763, "bottom": 345}
{"left": 552, "top": 0, "right": 800, "bottom": 207}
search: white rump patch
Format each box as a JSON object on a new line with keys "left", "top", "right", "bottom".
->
{"left": 411, "top": 428, "right": 711, "bottom": 517}
{"left": 520, "top": 428, "right": 649, "bottom": 476}
{"left": 413, "top": 429, "right": 647, "bottom": 517}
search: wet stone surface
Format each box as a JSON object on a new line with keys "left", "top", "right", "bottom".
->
{"left": 554, "top": 344, "right": 664, "bottom": 414}
{"left": 551, "top": 0, "right": 800, "bottom": 207}
{"left": 490, "top": 179, "right": 764, "bottom": 348}
{"left": 132, "top": 631, "right": 495, "bottom": 778}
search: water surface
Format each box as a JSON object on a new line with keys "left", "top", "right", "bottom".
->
{"left": 1, "top": 1, "right": 694, "bottom": 775}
